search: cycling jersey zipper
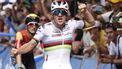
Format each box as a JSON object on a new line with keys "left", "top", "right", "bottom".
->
{"left": 61, "top": 32, "right": 64, "bottom": 45}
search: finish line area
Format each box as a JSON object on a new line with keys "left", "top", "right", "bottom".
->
{"left": 34, "top": 54, "right": 117, "bottom": 69}
{"left": 0, "top": 33, "right": 117, "bottom": 69}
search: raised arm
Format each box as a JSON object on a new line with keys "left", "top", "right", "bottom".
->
{"left": 39, "top": 0, "right": 52, "bottom": 21}
{"left": 78, "top": 3, "right": 95, "bottom": 28}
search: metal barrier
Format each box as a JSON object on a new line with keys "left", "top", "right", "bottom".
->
{"left": 0, "top": 32, "right": 15, "bottom": 37}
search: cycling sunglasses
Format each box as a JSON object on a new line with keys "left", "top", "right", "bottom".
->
{"left": 52, "top": 9, "right": 68, "bottom": 16}
{"left": 27, "top": 22, "right": 39, "bottom": 27}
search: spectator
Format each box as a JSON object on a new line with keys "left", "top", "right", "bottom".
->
{"left": 99, "top": 23, "right": 122, "bottom": 69}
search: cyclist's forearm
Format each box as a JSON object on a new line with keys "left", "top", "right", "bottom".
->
{"left": 17, "top": 40, "right": 37, "bottom": 54}
{"left": 16, "top": 54, "right": 22, "bottom": 68}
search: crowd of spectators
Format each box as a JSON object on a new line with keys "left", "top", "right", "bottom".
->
{"left": 0, "top": 0, "right": 122, "bottom": 69}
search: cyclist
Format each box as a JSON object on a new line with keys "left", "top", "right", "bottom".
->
{"left": 11, "top": 1, "right": 95, "bottom": 69}
{"left": 15, "top": 13, "right": 40, "bottom": 69}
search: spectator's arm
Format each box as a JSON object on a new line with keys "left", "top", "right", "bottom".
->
{"left": 12, "top": 3, "right": 18, "bottom": 22}
{"left": 39, "top": 0, "right": 52, "bottom": 21}
{"left": 12, "top": 0, "right": 24, "bottom": 23}
{"left": 16, "top": 0, "right": 23, "bottom": 10}
{"left": 83, "top": 9, "right": 95, "bottom": 27}
{"left": 113, "top": 59, "right": 122, "bottom": 65}
{"left": 16, "top": 54, "right": 22, "bottom": 68}
{"left": 78, "top": 3, "right": 95, "bottom": 28}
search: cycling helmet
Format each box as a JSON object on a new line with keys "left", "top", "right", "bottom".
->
{"left": 25, "top": 13, "right": 40, "bottom": 24}
{"left": 51, "top": 0, "right": 69, "bottom": 11}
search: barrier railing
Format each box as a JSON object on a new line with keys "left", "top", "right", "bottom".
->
{"left": 0, "top": 32, "right": 15, "bottom": 37}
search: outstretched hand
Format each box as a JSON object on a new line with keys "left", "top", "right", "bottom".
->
{"left": 11, "top": 48, "right": 18, "bottom": 57}
{"left": 40, "top": 0, "right": 45, "bottom": 3}
{"left": 77, "top": 2, "right": 87, "bottom": 13}
{"left": 99, "top": 58, "right": 111, "bottom": 64}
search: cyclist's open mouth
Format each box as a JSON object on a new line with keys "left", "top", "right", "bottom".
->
{"left": 58, "top": 17, "right": 63, "bottom": 20}
{"left": 57, "top": 17, "right": 63, "bottom": 22}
